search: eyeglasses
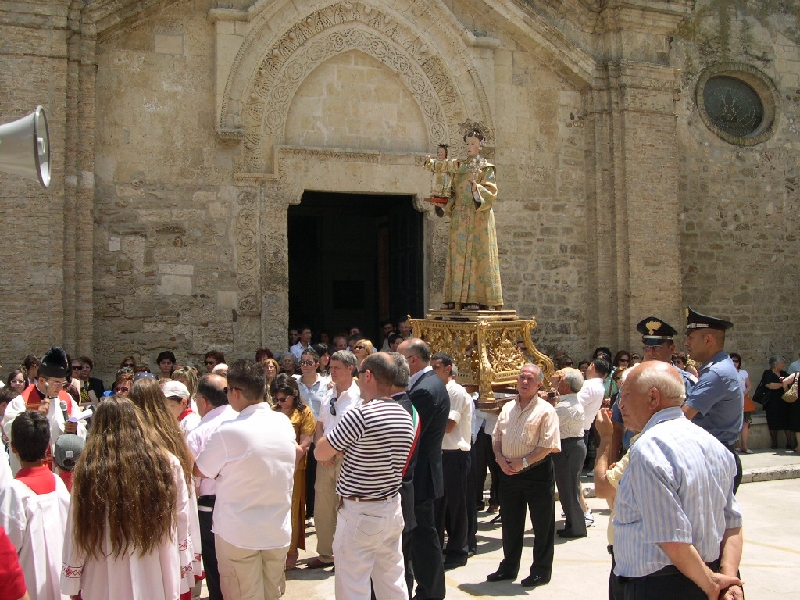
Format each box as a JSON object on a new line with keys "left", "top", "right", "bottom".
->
{"left": 299, "top": 360, "right": 315, "bottom": 366}
{"left": 71, "top": 365, "right": 83, "bottom": 371}
{"left": 122, "top": 363, "right": 135, "bottom": 368}
{"left": 329, "top": 396, "right": 338, "bottom": 416}
{"left": 354, "top": 345, "right": 365, "bottom": 350}
{"left": 114, "top": 386, "right": 130, "bottom": 393}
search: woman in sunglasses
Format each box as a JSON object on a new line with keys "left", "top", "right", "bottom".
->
{"left": 270, "top": 374, "right": 315, "bottom": 570}
{"left": 351, "top": 339, "right": 374, "bottom": 371}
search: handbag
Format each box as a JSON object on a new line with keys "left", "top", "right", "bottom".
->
{"left": 743, "top": 394, "right": 756, "bottom": 413}
{"left": 752, "top": 380, "right": 769, "bottom": 406}
{"left": 782, "top": 374, "right": 799, "bottom": 403}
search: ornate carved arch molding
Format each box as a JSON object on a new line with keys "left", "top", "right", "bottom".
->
{"left": 214, "top": 1, "right": 496, "bottom": 174}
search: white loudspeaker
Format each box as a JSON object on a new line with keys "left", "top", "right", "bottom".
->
{"left": 0, "top": 106, "right": 51, "bottom": 188}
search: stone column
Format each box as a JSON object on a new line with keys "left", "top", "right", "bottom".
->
{"left": 586, "top": 1, "right": 692, "bottom": 350}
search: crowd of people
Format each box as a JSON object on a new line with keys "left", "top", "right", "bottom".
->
{"left": 0, "top": 307, "right": 790, "bottom": 599}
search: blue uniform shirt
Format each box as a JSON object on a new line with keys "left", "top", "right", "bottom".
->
{"left": 685, "top": 351, "right": 743, "bottom": 445}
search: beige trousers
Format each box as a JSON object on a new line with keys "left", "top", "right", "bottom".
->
{"left": 313, "top": 455, "right": 342, "bottom": 562}
{"left": 215, "top": 534, "right": 287, "bottom": 600}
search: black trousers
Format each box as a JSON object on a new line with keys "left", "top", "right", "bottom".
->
{"left": 305, "top": 442, "right": 316, "bottom": 516}
{"left": 434, "top": 450, "right": 470, "bottom": 558}
{"left": 466, "top": 442, "right": 478, "bottom": 553}
{"left": 619, "top": 560, "right": 721, "bottom": 600}
{"left": 723, "top": 443, "right": 743, "bottom": 494}
{"left": 198, "top": 496, "right": 222, "bottom": 600}
{"left": 475, "top": 429, "right": 500, "bottom": 505}
{"left": 497, "top": 457, "right": 555, "bottom": 578}
{"left": 410, "top": 498, "right": 446, "bottom": 599}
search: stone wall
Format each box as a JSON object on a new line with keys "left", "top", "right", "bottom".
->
{"left": 674, "top": 1, "right": 800, "bottom": 368}
{"left": 2, "top": 0, "right": 800, "bottom": 382}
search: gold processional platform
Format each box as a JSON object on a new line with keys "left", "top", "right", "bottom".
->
{"left": 410, "top": 309, "right": 554, "bottom": 410}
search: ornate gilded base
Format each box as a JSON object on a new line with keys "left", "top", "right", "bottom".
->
{"left": 409, "top": 309, "right": 554, "bottom": 408}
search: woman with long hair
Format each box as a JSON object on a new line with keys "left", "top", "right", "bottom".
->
{"left": 61, "top": 397, "right": 192, "bottom": 600}
{"left": 312, "top": 343, "right": 331, "bottom": 377}
{"left": 129, "top": 378, "right": 202, "bottom": 594}
{"left": 270, "top": 374, "right": 315, "bottom": 570}
{"left": 263, "top": 357, "right": 281, "bottom": 390}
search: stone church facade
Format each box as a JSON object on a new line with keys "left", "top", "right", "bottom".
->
{"left": 1, "top": 0, "right": 798, "bottom": 378}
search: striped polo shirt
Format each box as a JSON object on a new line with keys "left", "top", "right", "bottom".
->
{"left": 327, "top": 398, "right": 415, "bottom": 500}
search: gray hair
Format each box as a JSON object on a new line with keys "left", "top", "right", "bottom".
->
{"left": 562, "top": 368, "right": 584, "bottom": 393}
{"left": 404, "top": 338, "right": 431, "bottom": 363}
{"left": 331, "top": 350, "right": 357, "bottom": 370}
{"left": 629, "top": 363, "right": 686, "bottom": 404}
{"left": 451, "top": 363, "right": 459, "bottom": 377}
{"left": 389, "top": 352, "right": 409, "bottom": 388}
{"left": 520, "top": 363, "right": 544, "bottom": 385}
{"left": 769, "top": 356, "right": 784, "bottom": 369}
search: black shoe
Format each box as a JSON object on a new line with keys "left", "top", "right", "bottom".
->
{"left": 443, "top": 556, "right": 468, "bottom": 570}
{"left": 520, "top": 574, "right": 551, "bottom": 587}
{"left": 557, "top": 529, "right": 587, "bottom": 538}
{"left": 490, "top": 513, "right": 502, "bottom": 524}
{"left": 487, "top": 570, "right": 517, "bottom": 582}
{"left": 468, "top": 548, "right": 477, "bottom": 558}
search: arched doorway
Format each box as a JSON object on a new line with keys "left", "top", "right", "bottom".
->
{"left": 288, "top": 191, "right": 423, "bottom": 343}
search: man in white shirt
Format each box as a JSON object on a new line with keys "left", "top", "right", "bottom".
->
{"left": 186, "top": 374, "right": 238, "bottom": 600}
{"left": 431, "top": 352, "right": 473, "bottom": 570}
{"left": 577, "top": 360, "right": 607, "bottom": 436}
{"left": 306, "top": 350, "right": 362, "bottom": 569}
{"left": 194, "top": 360, "right": 299, "bottom": 600}
{"left": 290, "top": 326, "right": 313, "bottom": 361}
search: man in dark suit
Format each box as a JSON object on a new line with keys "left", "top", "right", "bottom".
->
{"left": 398, "top": 338, "right": 450, "bottom": 600}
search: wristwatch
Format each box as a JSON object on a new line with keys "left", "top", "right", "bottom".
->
{"left": 522, "top": 456, "right": 529, "bottom": 469}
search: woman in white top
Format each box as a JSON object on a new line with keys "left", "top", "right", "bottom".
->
{"left": 730, "top": 353, "right": 754, "bottom": 454}
{"left": 61, "top": 397, "right": 192, "bottom": 600}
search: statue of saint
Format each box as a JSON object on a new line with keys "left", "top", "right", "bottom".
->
{"left": 423, "top": 129, "right": 503, "bottom": 311}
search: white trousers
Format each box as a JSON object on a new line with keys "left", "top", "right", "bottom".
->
{"left": 332, "top": 495, "right": 406, "bottom": 600}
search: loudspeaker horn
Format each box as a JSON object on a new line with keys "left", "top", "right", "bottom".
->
{"left": 0, "top": 106, "right": 51, "bottom": 188}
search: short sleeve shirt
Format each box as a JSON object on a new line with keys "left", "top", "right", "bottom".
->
{"left": 493, "top": 397, "right": 561, "bottom": 459}
{"left": 685, "top": 351, "right": 744, "bottom": 445}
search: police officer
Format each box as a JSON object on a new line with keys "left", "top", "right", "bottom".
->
{"left": 636, "top": 316, "right": 695, "bottom": 394}
{"left": 682, "top": 307, "right": 744, "bottom": 492}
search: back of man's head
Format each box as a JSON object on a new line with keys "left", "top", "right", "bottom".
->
{"left": 197, "top": 374, "right": 229, "bottom": 407}
{"left": 405, "top": 338, "right": 431, "bottom": 363}
{"left": 227, "top": 359, "right": 266, "bottom": 402}
{"left": 11, "top": 411, "right": 50, "bottom": 463}
{"left": 362, "top": 353, "right": 398, "bottom": 389}
{"left": 628, "top": 361, "right": 686, "bottom": 409}
{"left": 591, "top": 359, "right": 611, "bottom": 377}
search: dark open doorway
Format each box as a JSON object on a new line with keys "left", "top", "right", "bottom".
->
{"left": 288, "top": 192, "right": 424, "bottom": 344}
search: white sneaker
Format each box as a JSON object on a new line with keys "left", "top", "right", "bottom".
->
{"left": 584, "top": 510, "right": 594, "bottom": 527}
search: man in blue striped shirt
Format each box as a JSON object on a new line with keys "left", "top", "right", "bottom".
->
{"left": 613, "top": 361, "right": 744, "bottom": 600}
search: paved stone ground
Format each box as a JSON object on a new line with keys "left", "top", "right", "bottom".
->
{"left": 199, "top": 449, "right": 800, "bottom": 599}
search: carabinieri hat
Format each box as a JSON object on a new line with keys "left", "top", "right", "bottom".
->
{"left": 685, "top": 306, "right": 734, "bottom": 332}
{"left": 636, "top": 317, "right": 678, "bottom": 345}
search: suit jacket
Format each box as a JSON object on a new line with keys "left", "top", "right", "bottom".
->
{"left": 407, "top": 369, "right": 450, "bottom": 502}
{"left": 392, "top": 391, "right": 419, "bottom": 531}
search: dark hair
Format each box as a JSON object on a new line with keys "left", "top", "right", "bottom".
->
{"left": 78, "top": 356, "right": 94, "bottom": 370}
{"left": 156, "top": 351, "right": 176, "bottom": 364}
{"left": 431, "top": 352, "right": 453, "bottom": 367}
{"left": 361, "top": 353, "right": 397, "bottom": 387}
{"left": 437, "top": 144, "right": 449, "bottom": 157}
{"left": 205, "top": 350, "right": 225, "bottom": 364}
{"left": 729, "top": 352, "right": 741, "bottom": 363}
{"left": 593, "top": 347, "right": 612, "bottom": 361}
{"left": 312, "top": 343, "right": 330, "bottom": 358}
{"left": 613, "top": 350, "right": 630, "bottom": 367}
{"left": 22, "top": 354, "right": 40, "bottom": 371}
{"left": 300, "top": 348, "right": 320, "bottom": 363}
{"left": 119, "top": 356, "right": 137, "bottom": 370}
{"left": 347, "top": 333, "right": 362, "bottom": 346}
{"left": 255, "top": 348, "right": 274, "bottom": 362}
{"left": 227, "top": 359, "right": 267, "bottom": 402}
{"left": 592, "top": 359, "right": 612, "bottom": 377}
{"left": 388, "top": 333, "right": 403, "bottom": 346}
{"left": 270, "top": 373, "right": 304, "bottom": 411}
{"left": 197, "top": 374, "right": 229, "bottom": 407}
{"left": 299, "top": 325, "right": 312, "bottom": 334}
{"left": 6, "top": 369, "right": 24, "bottom": 388}
{"left": 11, "top": 411, "right": 50, "bottom": 462}
{"left": 0, "top": 386, "right": 17, "bottom": 405}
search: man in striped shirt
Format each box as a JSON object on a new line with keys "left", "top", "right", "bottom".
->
{"left": 315, "top": 352, "right": 415, "bottom": 600}
{"left": 614, "top": 361, "right": 744, "bottom": 600}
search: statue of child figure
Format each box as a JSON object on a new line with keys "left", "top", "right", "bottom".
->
{"left": 424, "top": 144, "right": 458, "bottom": 205}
